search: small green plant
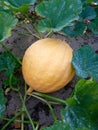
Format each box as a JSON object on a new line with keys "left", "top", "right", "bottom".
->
{"left": 0, "top": 0, "right": 98, "bottom": 129}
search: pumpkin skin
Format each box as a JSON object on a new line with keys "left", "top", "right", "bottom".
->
{"left": 22, "top": 38, "right": 75, "bottom": 93}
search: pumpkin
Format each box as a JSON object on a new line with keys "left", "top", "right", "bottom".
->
{"left": 22, "top": 38, "right": 75, "bottom": 93}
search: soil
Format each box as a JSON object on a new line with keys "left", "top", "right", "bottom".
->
{"left": 0, "top": 24, "right": 98, "bottom": 130}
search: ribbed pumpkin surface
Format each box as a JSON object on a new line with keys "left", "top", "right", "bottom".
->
{"left": 22, "top": 38, "right": 75, "bottom": 93}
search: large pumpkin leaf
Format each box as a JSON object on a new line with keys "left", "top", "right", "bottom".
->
{"left": 63, "top": 79, "right": 98, "bottom": 130}
{"left": 0, "top": 10, "right": 18, "bottom": 42}
{"left": 80, "top": 6, "right": 97, "bottom": 20}
{"left": 0, "top": 0, "right": 36, "bottom": 13}
{"left": 43, "top": 79, "right": 98, "bottom": 130}
{"left": 82, "top": 0, "right": 96, "bottom": 4}
{"left": 0, "top": 89, "right": 6, "bottom": 118}
{"left": 0, "top": 6, "right": 12, "bottom": 14}
{"left": 5, "top": 0, "right": 36, "bottom": 8}
{"left": 88, "top": 17, "right": 98, "bottom": 35}
{"left": 42, "top": 121, "right": 71, "bottom": 130}
{"left": 43, "top": 120, "right": 89, "bottom": 130}
{"left": 72, "top": 45, "right": 98, "bottom": 80}
{"left": 63, "top": 22, "right": 86, "bottom": 37}
{"left": 35, "top": 0, "right": 82, "bottom": 32}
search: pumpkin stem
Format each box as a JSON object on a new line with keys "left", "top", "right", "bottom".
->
{"left": 27, "top": 87, "right": 33, "bottom": 94}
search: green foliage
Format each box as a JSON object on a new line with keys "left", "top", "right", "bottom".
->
{"left": 1, "top": 0, "right": 98, "bottom": 36}
{"left": 0, "top": 51, "right": 21, "bottom": 87}
{"left": 63, "top": 22, "right": 86, "bottom": 37}
{"left": 72, "top": 45, "right": 98, "bottom": 80}
{"left": 0, "top": 52, "right": 20, "bottom": 76}
{"left": 81, "top": 6, "right": 97, "bottom": 20}
{"left": 42, "top": 121, "right": 71, "bottom": 130}
{"left": 88, "top": 18, "right": 98, "bottom": 34}
{"left": 0, "top": 0, "right": 36, "bottom": 13}
{"left": 44, "top": 79, "right": 98, "bottom": 130}
{"left": 0, "top": 6, "right": 11, "bottom": 13}
{"left": 64, "top": 79, "right": 98, "bottom": 130}
{"left": 35, "top": 0, "right": 82, "bottom": 32}
{"left": 63, "top": 0, "right": 98, "bottom": 36}
{"left": 5, "top": 0, "right": 36, "bottom": 8}
{"left": 0, "top": 89, "right": 6, "bottom": 118}
{"left": 0, "top": 9, "right": 18, "bottom": 42}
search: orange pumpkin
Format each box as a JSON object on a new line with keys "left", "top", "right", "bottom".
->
{"left": 22, "top": 38, "right": 75, "bottom": 93}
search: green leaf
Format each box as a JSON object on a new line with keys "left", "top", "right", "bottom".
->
{"left": 0, "top": 52, "right": 19, "bottom": 76}
{"left": 43, "top": 111, "right": 90, "bottom": 130}
{"left": 0, "top": 10, "right": 18, "bottom": 42}
{"left": 95, "top": 8, "right": 98, "bottom": 17}
{"left": 64, "top": 79, "right": 98, "bottom": 130}
{"left": 6, "top": 0, "right": 36, "bottom": 8}
{"left": 80, "top": 6, "right": 96, "bottom": 20}
{"left": 72, "top": 45, "right": 98, "bottom": 80}
{"left": 88, "top": 17, "right": 98, "bottom": 34}
{"left": 4, "top": 75, "right": 20, "bottom": 87}
{"left": 86, "top": 0, "right": 95, "bottom": 4}
{"left": 43, "top": 80, "right": 98, "bottom": 130}
{"left": 0, "top": 51, "right": 21, "bottom": 87}
{"left": 63, "top": 22, "right": 86, "bottom": 37}
{"left": 2, "top": 0, "right": 36, "bottom": 13}
{"left": 0, "top": 6, "right": 12, "bottom": 14}
{"left": 82, "top": 0, "right": 96, "bottom": 4}
{"left": 0, "top": 89, "right": 6, "bottom": 118}
{"left": 35, "top": 0, "right": 82, "bottom": 32}
{"left": 42, "top": 120, "right": 71, "bottom": 130}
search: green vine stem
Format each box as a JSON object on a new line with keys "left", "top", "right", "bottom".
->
{"left": 1, "top": 111, "right": 25, "bottom": 130}
{"left": 18, "top": 84, "right": 39, "bottom": 130}
{"left": 55, "top": 31, "right": 67, "bottom": 37}
{"left": 15, "top": 22, "right": 41, "bottom": 39}
{"left": 45, "top": 30, "right": 54, "bottom": 38}
{"left": 2, "top": 117, "right": 31, "bottom": 124}
{"left": 24, "top": 14, "right": 43, "bottom": 39}
{"left": 24, "top": 105, "right": 38, "bottom": 130}
{"left": 19, "top": 93, "right": 37, "bottom": 130}
{"left": 32, "top": 92, "right": 66, "bottom": 105}
{"left": 29, "top": 93, "right": 57, "bottom": 121}
{"left": 21, "top": 108, "right": 25, "bottom": 130}
{"left": 9, "top": 74, "right": 19, "bottom": 91}
{"left": 23, "top": 23, "right": 41, "bottom": 39}
{"left": 0, "top": 42, "right": 22, "bottom": 65}
{"left": 14, "top": 29, "right": 31, "bottom": 37}
{"left": 35, "top": 123, "right": 40, "bottom": 130}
